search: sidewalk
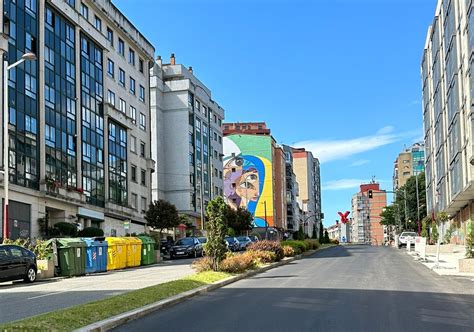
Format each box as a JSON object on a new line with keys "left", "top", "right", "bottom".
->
{"left": 405, "top": 245, "right": 474, "bottom": 278}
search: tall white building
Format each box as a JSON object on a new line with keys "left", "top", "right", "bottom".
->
{"left": 150, "top": 55, "right": 225, "bottom": 228}
{"left": 0, "top": 0, "right": 155, "bottom": 239}
{"left": 422, "top": 0, "right": 474, "bottom": 243}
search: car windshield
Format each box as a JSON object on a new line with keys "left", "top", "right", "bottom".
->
{"left": 198, "top": 238, "right": 207, "bottom": 243}
{"left": 237, "top": 236, "right": 249, "bottom": 242}
{"left": 225, "top": 237, "right": 235, "bottom": 243}
{"left": 175, "top": 238, "right": 194, "bottom": 246}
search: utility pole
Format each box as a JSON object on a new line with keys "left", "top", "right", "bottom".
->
{"left": 264, "top": 200, "right": 268, "bottom": 239}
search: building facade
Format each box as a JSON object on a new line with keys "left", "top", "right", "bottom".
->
{"left": 393, "top": 142, "right": 425, "bottom": 191}
{"left": 282, "top": 145, "right": 300, "bottom": 233}
{"left": 222, "top": 123, "right": 287, "bottom": 233}
{"left": 422, "top": 0, "right": 474, "bottom": 244}
{"left": 150, "top": 55, "right": 225, "bottom": 229}
{"left": 351, "top": 183, "right": 386, "bottom": 245}
{"left": 292, "top": 148, "right": 322, "bottom": 237}
{"left": 0, "top": 0, "right": 155, "bottom": 239}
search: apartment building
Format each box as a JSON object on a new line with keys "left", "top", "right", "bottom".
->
{"left": 292, "top": 148, "right": 322, "bottom": 237}
{"left": 222, "top": 122, "right": 287, "bottom": 233}
{"left": 351, "top": 183, "right": 386, "bottom": 245}
{"left": 282, "top": 145, "right": 300, "bottom": 233}
{"left": 422, "top": 0, "right": 474, "bottom": 243}
{"left": 0, "top": 0, "right": 155, "bottom": 239}
{"left": 150, "top": 55, "right": 225, "bottom": 228}
{"left": 393, "top": 142, "right": 425, "bottom": 191}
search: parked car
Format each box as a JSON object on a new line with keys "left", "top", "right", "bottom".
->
{"left": 225, "top": 237, "right": 241, "bottom": 252}
{"left": 0, "top": 244, "right": 37, "bottom": 283}
{"left": 398, "top": 232, "right": 417, "bottom": 249}
{"left": 236, "top": 236, "right": 252, "bottom": 251}
{"left": 249, "top": 235, "right": 260, "bottom": 242}
{"left": 170, "top": 237, "right": 203, "bottom": 259}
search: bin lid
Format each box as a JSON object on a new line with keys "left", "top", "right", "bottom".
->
{"left": 138, "top": 236, "right": 155, "bottom": 245}
{"left": 81, "top": 238, "right": 107, "bottom": 247}
{"left": 105, "top": 237, "right": 127, "bottom": 245}
{"left": 56, "top": 238, "right": 86, "bottom": 248}
{"left": 120, "top": 237, "right": 142, "bottom": 245}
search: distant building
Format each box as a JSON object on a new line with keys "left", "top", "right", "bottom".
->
{"left": 282, "top": 145, "right": 300, "bottom": 233}
{"left": 393, "top": 143, "right": 425, "bottom": 191}
{"left": 292, "top": 148, "right": 322, "bottom": 237}
{"left": 222, "top": 122, "right": 287, "bottom": 234}
{"left": 327, "top": 223, "right": 340, "bottom": 241}
{"left": 351, "top": 183, "right": 387, "bottom": 245}
{"left": 422, "top": 0, "right": 474, "bottom": 244}
{"left": 150, "top": 54, "right": 225, "bottom": 228}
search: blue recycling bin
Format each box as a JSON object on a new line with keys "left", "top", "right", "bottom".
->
{"left": 82, "top": 238, "right": 108, "bottom": 274}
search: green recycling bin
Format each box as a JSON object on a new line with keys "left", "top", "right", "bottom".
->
{"left": 138, "top": 236, "right": 156, "bottom": 266}
{"left": 56, "top": 238, "right": 87, "bottom": 277}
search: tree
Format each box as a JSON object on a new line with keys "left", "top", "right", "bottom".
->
{"left": 324, "top": 230, "right": 330, "bottom": 244}
{"left": 466, "top": 220, "right": 474, "bottom": 258}
{"left": 421, "top": 216, "right": 430, "bottom": 239}
{"left": 205, "top": 197, "right": 228, "bottom": 271}
{"left": 380, "top": 205, "right": 396, "bottom": 226}
{"left": 225, "top": 206, "right": 253, "bottom": 235}
{"left": 145, "top": 199, "right": 180, "bottom": 237}
{"left": 295, "top": 225, "right": 305, "bottom": 241}
{"left": 319, "top": 221, "right": 324, "bottom": 240}
{"left": 431, "top": 223, "right": 439, "bottom": 244}
{"left": 180, "top": 215, "right": 195, "bottom": 237}
{"left": 394, "top": 172, "right": 427, "bottom": 231}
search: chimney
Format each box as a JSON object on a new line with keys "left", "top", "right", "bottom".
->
{"left": 170, "top": 53, "right": 175, "bottom": 65}
{"left": 156, "top": 55, "right": 162, "bottom": 66}
{"left": 188, "top": 66, "right": 193, "bottom": 74}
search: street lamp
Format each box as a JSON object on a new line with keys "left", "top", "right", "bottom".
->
{"left": 2, "top": 52, "right": 37, "bottom": 239}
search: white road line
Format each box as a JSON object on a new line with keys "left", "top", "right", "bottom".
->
{"left": 27, "top": 291, "right": 66, "bottom": 300}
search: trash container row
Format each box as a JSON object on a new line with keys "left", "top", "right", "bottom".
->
{"left": 54, "top": 236, "right": 156, "bottom": 277}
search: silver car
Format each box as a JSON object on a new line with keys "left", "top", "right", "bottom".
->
{"left": 398, "top": 232, "right": 417, "bottom": 248}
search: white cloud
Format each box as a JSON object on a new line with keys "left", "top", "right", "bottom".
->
{"left": 322, "top": 178, "right": 391, "bottom": 191}
{"left": 350, "top": 159, "right": 370, "bottom": 167}
{"left": 294, "top": 127, "right": 420, "bottom": 164}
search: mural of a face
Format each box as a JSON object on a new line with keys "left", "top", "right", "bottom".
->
{"left": 224, "top": 155, "right": 265, "bottom": 214}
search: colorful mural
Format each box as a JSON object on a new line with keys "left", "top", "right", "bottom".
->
{"left": 223, "top": 135, "right": 274, "bottom": 227}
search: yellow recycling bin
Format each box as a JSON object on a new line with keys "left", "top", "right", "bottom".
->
{"left": 122, "top": 237, "right": 142, "bottom": 268}
{"left": 106, "top": 237, "right": 127, "bottom": 271}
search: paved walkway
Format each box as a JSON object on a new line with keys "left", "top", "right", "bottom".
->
{"left": 0, "top": 258, "right": 195, "bottom": 324}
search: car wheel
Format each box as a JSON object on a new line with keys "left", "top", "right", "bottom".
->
{"left": 24, "top": 267, "right": 36, "bottom": 283}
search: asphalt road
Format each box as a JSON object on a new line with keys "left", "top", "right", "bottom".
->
{"left": 0, "top": 257, "right": 196, "bottom": 324}
{"left": 115, "top": 245, "right": 474, "bottom": 332}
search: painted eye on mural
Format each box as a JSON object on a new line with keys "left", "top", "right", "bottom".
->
{"left": 247, "top": 174, "right": 258, "bottom": 181}
{"left": 240, "top": 181, "right": 255, "bottom": 190}
{"left": 234, "top": 157, "right": 243, "bottom": 166}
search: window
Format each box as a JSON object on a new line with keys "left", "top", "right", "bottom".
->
{"left": 131, "top": 193, "right": 138, "bottom": 209}
{"left": 139, "top": 85, "right": 145, "bottom": 102}
{"left": 119, "top": 99, "right": 126, "bottom": 113}
{"left": 130, "top": 135, "right": 137, "bottom": 153}
{"left": 67, "top": 0, "right": 75, "bottom": 8}
{"left": 118, "top": 38, "right": 124, "bottom": 56}
{"left": 25, "top": 73, "right": 37, "bottom": 98}
{"left": 130, "top": 77, "right": 136, "bottom": 94}
{"left": 131, "top": 165, "right": 137, "bottom": 182}
{"left": 128, "top": 48, "right": 135, "bottom": 65}
{"left": 107, "top": 90, "right": 115, "bottom": 106}
{"left": 107, "top": 59, "right": 114, "bottom": 77}
{"left": 94, "top": 16, "right": 102, "bottom": 31}
{"left": 139, "top": 113, "right": 146, "bottom": 130}
{"left": 139, "top": 59, "right": 144, "bottom": 73}
{"left": 140, "top": 141, "right": 145, "bottom": 157}
{"left": 107, "top": 27, "right": 113, "bottom": 46}
{"left": 130, "top": 106, "right": 137, "bottom": 124}
{"left": 119, "top": 68, "right": 125, "bottom": 87}
{"left": 80, "top": 3, "right": 88, "bottom": 19}
{"left": 141, "top": 197, "right": 147, "bottom": 213}
{"left": 141, "top": 169, "right": 146, "bottom": 185}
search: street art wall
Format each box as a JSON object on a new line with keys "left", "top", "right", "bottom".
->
{"left": 223, "top": 135, "right": 274, "bottom": 228}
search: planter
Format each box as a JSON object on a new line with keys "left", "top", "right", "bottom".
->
{"left": 425, "top": 244, "right": 455, "bottom": 254}
{"left": 37, "top": 259, "right": 55, "bottom": 279}
{"left": 458, "top": 258, "right": 474, "bottom": 273}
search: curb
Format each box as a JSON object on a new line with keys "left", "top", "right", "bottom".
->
{"left": 77, "top": 245, "right": 337, "bottom": 332}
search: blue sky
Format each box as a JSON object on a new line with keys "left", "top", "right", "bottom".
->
{"left": 115, "top": 0, "right": 436, "bottom": 226}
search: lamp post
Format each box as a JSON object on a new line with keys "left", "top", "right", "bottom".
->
{"left": 3, "top": 52, "right": 36, "bottom": 239}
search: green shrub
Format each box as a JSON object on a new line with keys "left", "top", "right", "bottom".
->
{"left": 247, "top": 240, "right": 284, "bottom": 261}
{"left": 53, "top": 222, "right": 78, "bottom": 237}
{"left": 244, "top": 250, "right": 277, "bottom": 264}
{"left": 192, "top": 257, "right": 214, "bottom": 272}
{"left": 281, "top": 240, "right": 308, "bottom": 254}
{"left": 305, "top": 239, "right": 320, "bottom": 250}
{"left": 282, "top": 245, "right": 296, "bottom": 257}
{"left": 220, "top": 254, "right": 257, "bottom": 273}
{"left": 78, "top": 227, "right": 104, "bottom": 237}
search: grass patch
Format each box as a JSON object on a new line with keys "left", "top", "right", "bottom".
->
{"left": 0, "top": 271, "right": 231, "bottom": 332}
